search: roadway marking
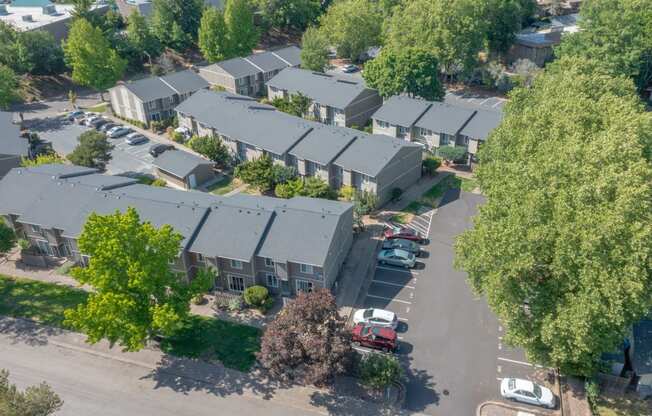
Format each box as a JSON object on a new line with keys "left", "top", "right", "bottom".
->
{"left": 371, "top": 280, "right": 415, "bottom": 290}
{"left": 366, "top": 294, "right": 412, "bottom": 305}
{"left": 376, "top": 266, "right": 418, "bottom": 275}
{"left": 497, "top": 365, "right": 502, "bottom": 373}
{"left": 397, "top": 336, "right": 404, "bottom": 340}
{"left": 398, "top": 317, "right": 409, "bottom": 322}
{"left": 497, "top": 357, "right": 545, "bottom": 368}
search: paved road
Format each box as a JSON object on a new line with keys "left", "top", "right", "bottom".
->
{"left": 0, "top": 329, "right": 325, "bottom": 416}
{"left": 358, "top": 190, "right": 554, "bottom": 415}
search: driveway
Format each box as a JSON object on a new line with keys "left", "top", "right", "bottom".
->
{"left": 356, "top": 190, "right": 556, "bottom": 415}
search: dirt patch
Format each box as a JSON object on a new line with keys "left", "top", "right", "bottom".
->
{"left": 257, "top": 27, "right": 302, "bottom": 50}
{"left": 20, "top": 74, "right": 79, "bottom": 102}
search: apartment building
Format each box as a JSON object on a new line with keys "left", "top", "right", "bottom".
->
{"left": 198, "top": 46, "right": 301, "bottom": 97}
{"left": 0, "top": 165, "right": 353, "bottom": 297}
{"left": 267, "top": 67, "right": 382, "bottom": 128}
{"left": 0, "top": 112, "right": 28, "bottom": 179}
{"left": 109, "top": 69, "right": 209, "bottom": 125}
{"left": 175, "top": 90, "right": 423, "bottom": 204}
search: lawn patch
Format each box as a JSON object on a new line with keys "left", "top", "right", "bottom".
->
{"left": 84, "top": 103, "right": 108, "bottom": 113}
{"left": 0, "top": 275, "right": 87, "bottom": 327}
{"left": 160, "top": 315, "right": 261, "bottom": 372}
{"left": 459, "top": 177, "right": 479, "bottom": 192}
{"left": 390, "top": 212, "right": 411, "bottom": 224}
{"left": 595, "top": 394, "right": 652, "bottom": 416}
{"left": 208, "top": 175, "right": 238, "bottom": 195}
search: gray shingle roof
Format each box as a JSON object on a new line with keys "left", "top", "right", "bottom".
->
{"left": 271, "top": 46, "right": 301, "bottom": 67}
{"left": 289, "top": 122, "right": 358, "bottom": 165}
{"left": 415, "top": 102, "right": 476, "bottom": 135}
{"left": 110, "top": 183, "right": 226, "bottom": 207}
{"left": 245, "top": 51, "right": 289, "bottom": 73}
{"left": 0, "top": 112, "right": 27, "bottom": 157}
{"left": 282, "top": 196, "right": 352, "bottom": 215}
{"left": 65, "top": 174, "right": 139, "bottom": 190}
{"left": 189, "top": 203, "right": 273, "bottom": 261}
{"left": 0, "top": 168, "right": 55, "bottom": 215}
{"left": 153, "top": 150, "right": 214, "bottom": 179}
{"left": 212, "top": 57, "right": 260, "bottom": 79}
{"left": 334, "top": 134, "right": 419, "bottom": 177}
{"left": 21, "top": 164, "right": 98, "bottom": 178}
{"left": 267, "top": 68, "right": 370, "bottom": 109}
{"left": 176, "top": 90, "right": 312, "bottom": 155}
{"left": 122, "top": 70, "right": 208, "bottom": 102}
{"left": 372, "top": 96, "right": 432, "bottom": 128}
{"left": 203, "top": 46, "right": 300, "bottom": 79}
{"left": 459, "top": 110, "right": 503, "bottom": 141}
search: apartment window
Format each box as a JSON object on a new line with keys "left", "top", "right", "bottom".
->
{"left": 30, "top": 224, "right": 42, "bottom": 234}
{"left": 299, "top": 263, "right": 314, "bottom": 274}
{"left": 376, "top": 120, "right": 389, "bottom": 128}
{"left": 398, "top": 126, "right": 410, "bottom": 138}
{"left": 266, "top": 273, "right": 279, "bottom": 288}
{"left": 265, "top": 258, "right": 274, "bottom": 267}
{"left": 197, "top": 253, "right": 205, "bottom": 263}
{"left": 230, "top": 259, "right": 243, "bottom": 270}
{"left": 440, "top": 135, "right": 449, "bottom": 146}
{"left": 296, "top": 279, "right": 313, "bottom": 293}
{"left": 35, "top": 240, "right": 52, "bottom": 256}
{"left": 228, "top": 275, "right": 245, "bottom": 292}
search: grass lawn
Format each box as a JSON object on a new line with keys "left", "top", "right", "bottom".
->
{"left": 84, "top": 103, "right": 108, "bottom": 113}
{"left": 459, "top": 177, "right": 479, "bottom": 192}
{"left": 595, "top": 395, "right": 652, "bottom": 416}
{"left": 389, "top": 212, "right": 411, "bottom": 224}
{"left": 208, "top": 175, "right": 239, "bottom": 195}
{"left": 0, "top": 275, "right": 261, "bottom": 372}
{"left": 0, "top": 275, "right": 87, "bottom": 327}
{"left": 160, "top": 315, "right": 261, "bottom": 372}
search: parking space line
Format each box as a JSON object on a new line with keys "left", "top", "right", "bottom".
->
{"left": 366, "top": 294, "right": 412, "bottom": 305}
{"left": 398, "top": 317, "right": 408, "bottom": 322}
{"left": 371, "top": 279, "right": 415, "bottom": 290}
{"left": 497, "top": 357, "right": 545, "bottom": 368}
{"left": 376, "top": 266, "right": 418, "bottom": 275}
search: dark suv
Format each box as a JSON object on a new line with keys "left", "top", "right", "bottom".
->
{"left": 149, "top": 143, "right": 175, "bottom": 157}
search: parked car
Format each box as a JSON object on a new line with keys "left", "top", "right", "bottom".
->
{"left": 67, "top": 110, "right": 84, "bottom": 121}
{"left": 382, "top": 238, "right": 421, "bottom": 256}
{"left": 342, "top": 64, "right": 359, "bottom": 73}
{"left": 84, "top": 116, "right": 100, "bottom": 126}
{"left": 384, "top": 225, "right": 425, "bottom": 243}
{"left": 353, "top": 308, "right": 398, "bottom": 329}
{"left": 125, "top": 133, "right": 148, "bottom": 145}
{"left": 351, "top": 324, "right": 397, "bottom": 353}
{"left": 107, "top": 126, "right": 131, "bottom": 138}
{"left": 377, "top": 248, "right": 416, "bottom": 269}
{"left": 173, "top": 126, "right": 191, "bottom": 139}
{"left": 99, "top": 122, "right": 117, "bottom": 132}
{"left": 90, "top": 118, "right": 109, "bottom": 129}
{"left": 149, "top": 143, "right": 175, "bottom": 157}
{"left": 500, "top": 378, "right": 555, "bottom": 409}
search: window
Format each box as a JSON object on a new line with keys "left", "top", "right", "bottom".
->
{"left": 30, "top": 224, "right": 42, "bottom": 234}
{"left": 376, "top": 120, "right": 389, "bottom": 128}
{"left": 230, "top": 259, "right": 243, "bottom": 270}
{"left": 196, "top": 253, "right": 204, "bottom": 263}
{"left": 266, "top": 273, "right": 279, "bottom": 288}
{"left": 265, "top": 258, "right": 274, "bottom": 267}
{"left": 299, "top": 263, "right": 313, "bottom": 274}
{"left": 296, "top": 279, "right": 313, "bottom": 293}
{"left": 228, "top": 275, "right": 245, "bottom": 292}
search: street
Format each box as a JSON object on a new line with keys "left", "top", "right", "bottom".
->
{"left": 357, "top": 189, "right": 556, "bottom": 415}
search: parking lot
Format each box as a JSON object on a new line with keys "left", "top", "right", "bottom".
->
{"left": 356, "top": 190, "right": 556, "bottom": 415}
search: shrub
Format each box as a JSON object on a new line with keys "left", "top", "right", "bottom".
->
{"left": 228, "top": 296, "right": 243, "bottom": 312}
{"left": 422, "top": 156, "right": 441, "bottom": 175}
{"left": 151, "top": 178, "right": 167, "bottom": 187}
{"left": 359, "top": 354, "right": 403, "bottom": 390}
{"left": 437, "top": 146, "right": 467, "bottom": 163}
{"left": 585, "top": 378, "right": 600, "bottom": 411}
{"left": 191, "top": 294, "right": 206, "bottom": 305}
{"left": 391, "top": 187, "right": 403, "bottom": 202}
{"left": 171, "top": 131, "right": 185, "bottom": 143}
{"left": 339, "top": 185, "right": 356, "bottom": 201}
{"left": 243, "top": 285, "right": 269, "bottom": 308}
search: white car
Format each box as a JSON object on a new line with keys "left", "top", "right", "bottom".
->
{"left": 107, "top": 126, "right": 131, "bottom": 138}
{"left": 353, "top": 308, "right": 398, "bottom": 329}
{"left": 500, "top": 378, "right": 555, "bottom": 409}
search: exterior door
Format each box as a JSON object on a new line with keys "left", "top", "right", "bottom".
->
{"left": 228, "top": 275, "right": 245, "bottom": 293}
{"left": 296, "top": 279, "right": 313, "bottom": 293}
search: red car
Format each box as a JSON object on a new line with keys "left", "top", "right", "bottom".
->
{"left": 384, "top": 226, "right": 424, "bottom": 243}
{"left": 351, "top": 324, "right": 397, "bottom": 352}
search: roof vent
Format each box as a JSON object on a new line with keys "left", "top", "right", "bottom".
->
{"left": 312, "top": 72, "right": 332, "bottom": 78}
{"left": 22, "top": 14, "right": 34, "bottom": 22}
{"left": 42, "top": 5, "right": 56, "bottom": 15}
{"left": 336, "top": 79, "right": 358, "bottom": 85}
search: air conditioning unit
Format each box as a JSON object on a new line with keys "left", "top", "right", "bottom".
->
{"left": 22, "top": 14, "right": 34, "bottom": 22}
{"left": 42, "top": 5, "right": 56, "bottom": 15}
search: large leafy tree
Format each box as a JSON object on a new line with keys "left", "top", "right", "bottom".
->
{"left": 234, "top": 155, "right": 274, "bottom": 191}
{"left": 385, "top": 0, "right": 485, "bottom": 78}
{"left": 0, "top": 221, "right": 16, "bottom": 254}
{"left": 0, "top": 369, "right": 63, "bottom": 416}
{"left": 258, "top": 289, "right": 352, "bottom": 385}
{"left": 151, "top": 0, "right": 204, "bottom": 50}
{"left": 64, "top": 208, "right": 211, "bottom": 351}
{"left": 198, "top": 7, "right": 231, "bottom": 62}
{"left": 256, "top": 0, "right": 321, "bottom": 30}
{"left": 483, "top": 0, "right": 525, "bottom": 55}
{"left": 300, "top": 26, "right": 329, "bottom": 72}
{"left": 318, "top": 0, "right": 381, "bottom": 61}
{"left": 186, "top": 135, "right": 231, "bottom": 168}
{"left": 67, "top": 130, "right": 114, "bottom": 170}
{"left": 126, "top": 11, "right": 161, "bottom": 61}
{"left": 363, "top": 47, "right": 444, "bottom": 101}
{"left": 13, "top": 31, "right": 65, "bottom": 75}
{"left": 63, "top": 19, "right": 126, "bottom": 99}
{"left": 0, "top": 65, "right": 18, "bottom": 109}
{"left": 224, "top": 0, "right": 259, "bottom": 57}
{"left": 455, "top": 56, "right": 652, "bottom": 376}
{"left": 557, "top": 0, "right": 652, "bottom": 92}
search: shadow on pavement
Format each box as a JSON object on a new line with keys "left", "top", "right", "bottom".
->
{"left": 0, "top": 317, "right": 64, "bottom": 347}
{"left": 438, "top": 188, "right": 461, "bottom": 209}
{"left": 399, "top": 354, "right": 441, "bottom": 412}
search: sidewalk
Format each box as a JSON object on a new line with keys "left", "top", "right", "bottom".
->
{"left": 478, "top": 401, "right": 554, "bottom": 416}
{"left": 0, "top": 315, "right": 407, "bottom": 416}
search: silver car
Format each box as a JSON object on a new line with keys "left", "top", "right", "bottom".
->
{"left": 377, "top": 248, "right": 416, "bottom": 269}
{"left": 107, "top": 126, "right": 131, "bottom": 138}
{"left": 382, "top": 238, "right": 420, "bottom": 256}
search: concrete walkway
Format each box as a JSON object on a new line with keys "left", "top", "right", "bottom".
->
{"left": 477, "top": 401, "right": 555, "bottom": 416}
{"left": 0, "top": 252, "right": 83, "bottom": 289}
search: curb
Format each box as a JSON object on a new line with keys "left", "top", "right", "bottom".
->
{"left": 476, "top": 400, "right": 553, "bottom": 416}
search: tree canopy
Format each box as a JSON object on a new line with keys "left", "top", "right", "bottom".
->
{"left": 224, "top": 0, "right": 259, "bottom": 57}
{"left": 234, "top": 155, "right": 275, "bottom": 191}
{"left": 126, "top": 11, "right": 162, "bottom": 61}
{"left": 0, "top": 369, "right": 63, "bottom": 416}
{"left": 557, "top": 0, "right": 652, "bottom": 92}
{"left": 63, "top": 18, "right": 126, "bottom": 94}
{"left": 256, "top": 0, "right": 322, "bottom": 30}
{"left": 198, "top": 7, "right": 230, "bottom": 62}
{"left": 0, "top": 65, "right": 18, "bottom": 110}
{"left": 64, "top": 208, "right": 211, "bottom": 351}
{"left": 186, "top": 135, "right": 231, "bottom": 168}
{"left": 300, "top": 26, "right": 329, "bottom": 72}
{"left": 67, "top": 130, "right": 114, "bottom": 170}
{"left": 318, "top": 0, "right": 382, "bottom": 61}
{"left": 483, "top": 0, "right": 525, "bottom": 55}
{"left": 363, "top": 47, "right": 444, "bottom": 101}
{"left": 455, "top": 56, "right": 652, "bottom": 376}
{"left": 0, "top": 221, "right": 16, "bottom": 254}
{"left": 151, "top": 0, "right": 204, "bottom": 50}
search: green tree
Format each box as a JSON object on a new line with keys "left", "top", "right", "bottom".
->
{"left": 437, "top": 146, "right": 467, "bottom": 163}
{"left": 359, "top": 354, "right": 403, "bottom": 390}
{"left": 386, "top": 0, "right": 485, "bottom": 78}
{"left": 303, "top": 177, "right": 336, "bottom": 199}
{"left": 151, "top": 0, "right": 204, "bottom": 50}
{"left": 557, "top": 0, "right": 652, "bottom": 92}
{"left": 318, "top": 0, "right": 381, "bottom": 61}
{"left": 64, "top": 208, "right": 211, "bottom": 351}
{"left": 0, "top": 22, "right": 18, "bottom": 70}
{"left": 234, "top": 155, "right": 275, "bottom": 191}
{"left": 187, "top": 135, "right": 231, "bottom": 168}
{"left": 301, "top": 26, "right": 329, "bottom": 72}
{"left": 0, "top": 369, "right": 63, "bottom": 416}
{"left": 127, "top": 11, "right": 161, "bottom": 61}
{"left": 13, "top": 31, "right": 65, "bottom": 75}
{"left": 363, "top": 47, "right": 444, "bottom": 101}
{"left": 0, "top": 65, "right": 18, "bottom": 109}
{"left": 198, "top": 8, "right": 231, "bottom": 62}
{"left": 483, "top": 0, "right": 524, "bottom": 55}
{"left": 63, "top": 19, "right": 126, "bottom": 100}
{"left": 224, "top": 0, "right": 259, "bottom": 56}
{"left": 256, "top": 0, "right": 321, "bottom": 30}
{"left": 67, "top": 130, "right": 114, "bottom": 170}
{"left": 455, "top": 56, "right": 652, "bottom": 376}
{"left": 275, "top": 177, "right": 304, "bottom": 199}
{"left": 20, "top": 154, "right": 65, "bottom": 168}
{"left": 0, "top": 221, "right": 16, "bottom": 254}
{"left": 270, "top": 93, "right": 311, "bottom": 117}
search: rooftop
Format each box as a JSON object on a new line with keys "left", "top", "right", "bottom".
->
{"left": 459, "top": 109, "right": 503, "bottom": 141}
{"left": 372, "top": 96, "right": 433, "bottom": 127}
{"left": 267, "top": 67, "right": 371, "bottom": 109}
{"left": 0, "top": 2, "right": 107, "bottom": 32}
{"left": 415, "top": 102, "right": 477, "bottom": 136}
{"left": 0, "top": 111, "right": 28, "bottom": 157}
{"left": 152, "top": 149, "right": 214, "bottom": 179}
{"left": 289, "top": 122, "right": 358, "bottom": 165}
{"left": 120, "top": 70, "right": 209, "bottom": 103}
{"left": 334, "top": 134, "right": 420, "bottom": 177}
{"left": 202, "top": 46, "right": 301, "bottom": 79}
